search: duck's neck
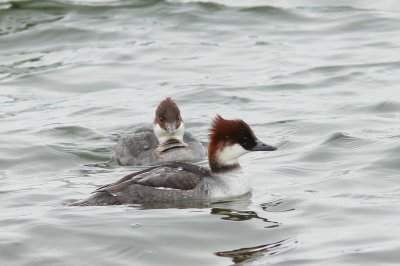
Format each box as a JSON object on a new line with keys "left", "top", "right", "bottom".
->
{"left": 209, "top": 162, "right": 240, "bottom": 173}
{"left": 154, "top": 122, "right": 185, "bottom": 145}
{"left": 208, "top": 142, "right": 248, "bottom": 173}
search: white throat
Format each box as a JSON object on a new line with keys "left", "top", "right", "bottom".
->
{"left": 208, "top": 167, "right": 251, "bottom": 199}
{"left": 154, "top": 122, "right": 185, "bottom": 145}
{"left": 216, "top": 143, "right": 248, "bottom": 167}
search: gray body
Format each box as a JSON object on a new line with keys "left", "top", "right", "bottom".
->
{"left": 71, "top": 163, "right": 250, "bottom": 206}
{"left": 114, "top": 128, "right": 206, "bottom": 166}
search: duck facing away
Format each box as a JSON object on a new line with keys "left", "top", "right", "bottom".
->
{"left": 114, "top": 97, "right": 205, "bottom": 166}
{"left": 72, "top": 115, "right": 277, "bottom": 206}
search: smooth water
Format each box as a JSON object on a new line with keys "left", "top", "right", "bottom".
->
{"left": 1, "top": 0, "right": 400, "bottom": 265}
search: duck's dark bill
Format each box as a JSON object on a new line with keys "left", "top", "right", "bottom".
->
{"left": 251, "top": 139, "right": 277, "bottom": 151}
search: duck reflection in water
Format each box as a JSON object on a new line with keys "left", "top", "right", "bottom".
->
{"left": 212, "top": 198, "right": 297, "bottom": 264}
{"left": 210, "top": 207, "right": 280, "bottom": 229}
{"left": 216, "top": 237, "right": 298, "bottom": 264}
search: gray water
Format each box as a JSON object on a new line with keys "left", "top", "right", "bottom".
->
{"left": 1, "top": 0, "right": 400, "bottom": 265}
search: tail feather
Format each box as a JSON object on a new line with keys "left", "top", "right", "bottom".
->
{"left": 70, "top": 192, "right": 123, "bottom": 206}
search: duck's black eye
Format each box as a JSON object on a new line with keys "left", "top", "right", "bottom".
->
{"left": 240, "top": 136, "right": 254, "bottom": 150}
{"left": 159, "top": 117, "right": 164, "bottom": 122}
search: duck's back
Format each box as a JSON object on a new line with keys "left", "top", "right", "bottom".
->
{"left": 114, "top": 128, "right": 205, "bottom": 166}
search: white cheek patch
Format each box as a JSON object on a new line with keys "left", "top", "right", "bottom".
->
{"left": 154, "top": 122, "right": 185, "bottom": 144}
{"left": 174, "top": 122, "right": 185, "bottom": 142}
{"left": 216, "top": 143, "right": 248, "bottom": 166}
{"left": 153, "top": 123, "right": 167, "bottom": 142}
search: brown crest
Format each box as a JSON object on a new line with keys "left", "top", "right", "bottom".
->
{"left": 209, "top": 115, "right": 257, "bottom": 145}
{"left": 208, "top": 115, "right": 258, "bottom": 170}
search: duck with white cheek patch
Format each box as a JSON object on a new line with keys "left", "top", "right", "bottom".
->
{"left": 73, "top": 115, "right": 277, "bottom": 206}
{"left": 114, "top": 97, "right": 206, "bottom": 166}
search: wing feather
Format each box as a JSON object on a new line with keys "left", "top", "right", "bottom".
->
{"left": 94, "top": 162, "right": 210, "bottom": 193}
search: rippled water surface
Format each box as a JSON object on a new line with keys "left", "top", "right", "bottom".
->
{"left": 1, "top": 0, "right": 400, "bottom": 265}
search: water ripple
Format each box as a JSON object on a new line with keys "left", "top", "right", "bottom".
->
{"left": 1, "top": 1, "right": 400, "bottom": 265}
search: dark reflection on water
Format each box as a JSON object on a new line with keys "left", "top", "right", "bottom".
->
{"left": 216, "top": 237, "right": 298, "bottom": 264}
{"left": 261, "top": 198, "right": 296, "bottom": 213}
{"left": 211, "top": 207, "right": 280, "bottom": 228}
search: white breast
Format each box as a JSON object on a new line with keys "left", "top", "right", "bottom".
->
{"left": 207, "top": 168, "right": 251, "bottom": 199}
